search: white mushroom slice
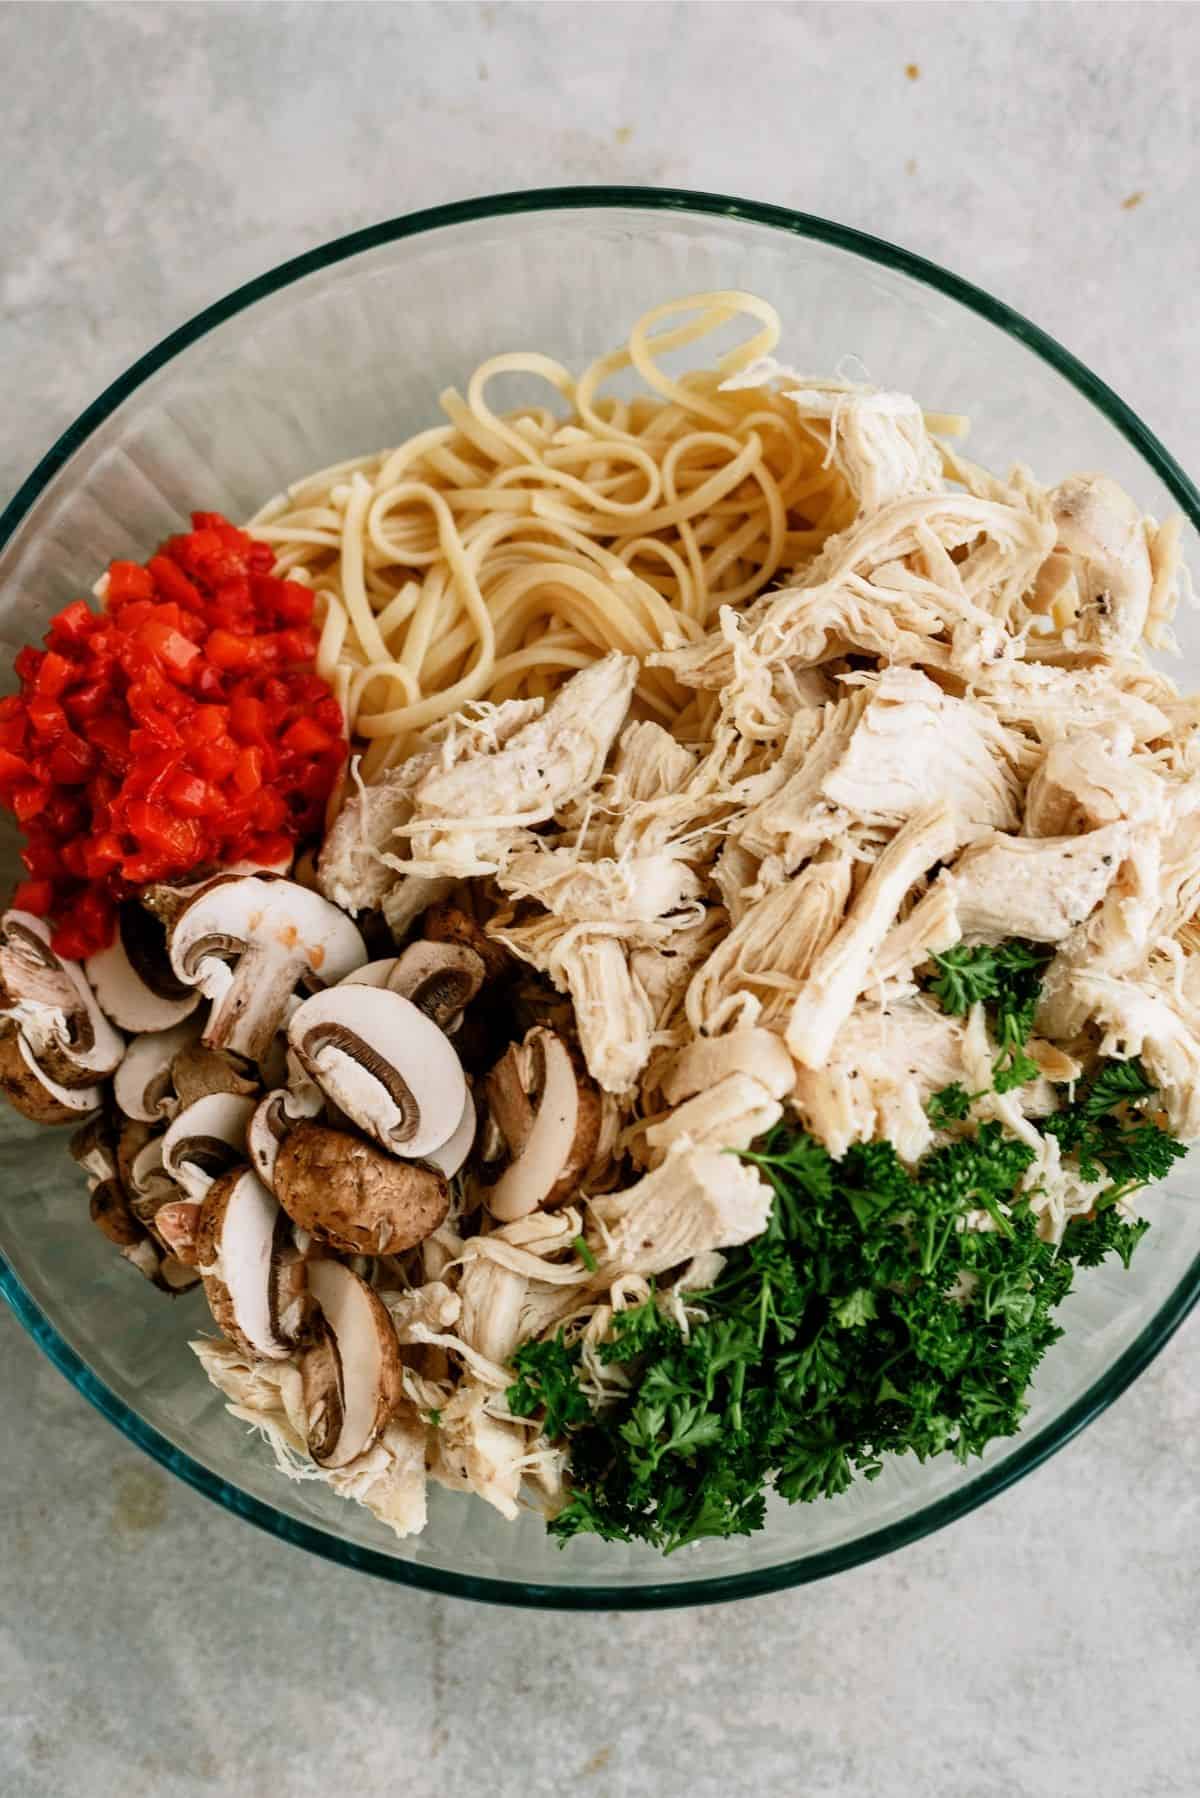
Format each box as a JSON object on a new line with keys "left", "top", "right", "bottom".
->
{"left": 661, "top": 1028, "right": 795, "bottom": 1108}
{"left": 196, "top": 1167, "right": 302, "bottom": 1360}
{"left": 303, "top": 1260, "right": 404, "bottom": 1467}
{"left": 342, "top": 959, "right": 400, "bottom": 989}
{"left": 0, "top": 1023, "right": 103, "bottom": 1123}
{"left": 483, "top": 1029, "right": 601, "bottom": 1223}
{"left": 162, "top": 1092, "right": 256, "bottom": 1201}
{"left": 113, "top": 1015, "right": 204, "bottom": 1123}
{"left": 287, "top": 987, "right": 466, "bottom": 1158}
{"left": 84, "top": 901, "right": 199, "bottom": 1032}
{"left": 168, "top": 875, "right": 368, "bottom": 1063}
{"left": 247, "top": 1083, "right": 325, "bottom": 1191}
{"left": 387, "top": 942, "right": 485, "bottom": 1032}
{"left": 0, "top": 911, "right": 125, "bottom": 1088}
{"left": 424, "top": 1090, "right": 476, "bottom": 1179}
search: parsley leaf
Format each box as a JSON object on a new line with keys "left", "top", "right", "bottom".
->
{"left": 507, "top": 1331, "right": 593, "bottom": 1439}
{"left": 926, "top": 1082, "right": 976, "bottom": 1126}
{"left": 928, "top": 940, "right": 1053, "bottom": 1092}
{"left": 528, "top": 1061, "right": 1179, "bottom": 1556}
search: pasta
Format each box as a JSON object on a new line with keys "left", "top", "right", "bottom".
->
{"left": 246, "top": 293, "right": 862, "bottom": 781}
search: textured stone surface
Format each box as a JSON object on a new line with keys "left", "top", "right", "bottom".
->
{"left": 1, "top": 5, "right": 1198, "bottom": 1794}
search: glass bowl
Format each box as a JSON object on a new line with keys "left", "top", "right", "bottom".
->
{"left": 2, "top": 188, "right": 1198, "bottom": 1610}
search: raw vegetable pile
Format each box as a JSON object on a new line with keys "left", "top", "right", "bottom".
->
{"left": 0, "top": 515, "right": 346, "bottom": 959}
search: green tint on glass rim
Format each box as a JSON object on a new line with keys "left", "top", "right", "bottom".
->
{"left": 2, "top": 187, "right": 1199, "bottom": 1608}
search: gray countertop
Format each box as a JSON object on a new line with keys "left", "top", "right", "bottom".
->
{"left": 2, "top": 6, "right": 1198, "bottom": 1795}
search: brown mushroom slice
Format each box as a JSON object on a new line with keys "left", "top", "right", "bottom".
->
{"left": 483, "top": 1028, "right": 601, "bottom": 1223}
{"left": 162, "top": 1092, "right": 257, "bottom": 1201}
{"left": 421, "top": 899, "right": 511, "bottom": 982}
{"left": 168, "top": 875, "right": 368, "bottom": 1063}
{"left": 89, "top": 1179, "right": 145, "bottom": 1249}
{"left": 70, "top": 1112, "right": 121, "bottom": 1187}
{"left": 424, "top": 1089, "right": 476, "bottom": 1179}
{"left": 387, "top": 941, "right": 485, "bottom": 1032}
{"left": 153, "top": 1198, "right": 203, "bottom": 1265}
{"left": 302, "top": 1259, "right": 403, "bottom": 1467}
{"left": 85, "top": 901, "right": 199, "bottom": 1033}
{"left": 0, "top": 1023, "right": 104, "bottom": 1124}
{"left": 195, "top": 1167, "right": 301, "bottom": 1360}
{"left": 274, "top": 1120, "right": 450, "bottom": 1255}
{"left": 287, "top": 986, "right": 466, "bottom": 1158}
{"left": 113, "top": 1015, "right": 204, "bottom": 1123}
{"left": 116, "top": 1118, "right": 175, "bottom": 1219}
{"left": 0, "top": 911, "right": 125, "bottom": 1088}
{"left": 247, "top": 1082, "right": 324, "bottom": 1191}
{"left": 169, "top": 1042, "right": 261, "bottom": 1110}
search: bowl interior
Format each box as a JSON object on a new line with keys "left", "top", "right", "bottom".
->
{"left": 3, "top": 193, "right": 1199, "bottom": 1605}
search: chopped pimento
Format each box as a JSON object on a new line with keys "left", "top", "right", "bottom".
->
{"left": 0, "top": 513, "right": 346, "bottom": 959}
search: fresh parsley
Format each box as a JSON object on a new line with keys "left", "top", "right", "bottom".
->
{"left": 507, "top": 1332, "right": 593, "bottom": 1439}
{"left": 927, "top": 940, "right": 1054, "bottom": 1091}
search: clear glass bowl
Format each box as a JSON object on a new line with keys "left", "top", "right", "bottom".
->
{"left": 2, "top": 188, "right": 1198, "bottom": 1609}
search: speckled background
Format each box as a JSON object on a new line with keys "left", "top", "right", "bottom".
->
{"left": 1, "top": 5, "right": 1198, "bottom": 1795}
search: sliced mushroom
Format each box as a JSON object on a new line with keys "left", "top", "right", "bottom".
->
{"left": 86, "top": 1168, "right": 199, "bottom": 1293}
{"left": 387, "top": 941, "right": 485, "bottom": 1033}
{"left": 140, "top": 850, "right": 296, "bottom": 929}
{"left": 112, "top": 1015, "right": 204, "bottom": 1123}
{"left": 274, "top": 1121, "right": 450, "bottom": 1256}
{"left": 152, "top": 1197, "right": 203, "bottom": 1265}
{"left": 482, "top": 1028, "right": 601, "bottom": 1223}
{"left": 116, "top": 1118, "right": 174, "bottom": 1218}
{"left": 287, "top": 986, "right": 466, "bottom": 1158}
{"left": 342, "top": 958, "right": 400, "bottom": 990}
{"left": 0, "top": 1022, "right": 103, "bottom": 1124}
{"left": 421, "top": 899, "right": 510, "bottom": 982}
{"left": 0, "top": 911, "right": 125, "bottom": 1088}
{"left": 424, "top": 1089, "right": 476, "bottom": 1179}
{"left": 161, "top": 1092, "right": 256, "bottom": 1201}
{"left": 89, "top": 1178, "right": 144, "bottom": 1248}
{"left": 85, "top": 900, "right": 199, "bottom": 1033}
{"left": 302, "top": 1259, "right": 403, "bottom": 1467}
{"left": 247, "top": 1081, "right": 325, "bottom": 1191}
{"left": 195, "top": 1167, "right": 304, "bottom": 1360}
{"left": 169, "top": 875, "right": 368, "bottom": 1063}
{"left": 70, "top": 1112, "right": 121, "bottom": 1188}
{"left": 170, "top": 1042, "right": 261, "bottom": 1110}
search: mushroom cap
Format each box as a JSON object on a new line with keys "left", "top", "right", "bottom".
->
{"left": 247, "top": 1082, "right": 324, "bottom": 1191}
{"left": 342, "top": 958, "right": 400, "bottom": 990}
{"left": 169, "top": 1043, "right": 261, "bottom": 1110}
{"left": 302, "top": 1259, "right": 403, "bottom": 1467}
{"left": 287, "top": 986, "right": 467, "bottom": 1158}
{"left": 152, "top": 1197, "right": 203, "bottom": 1264}
{"left": 195, "top": 1167, "right": 300, "bottom": 1360}
{"left": 0, "top": 1022, "right": 103, "bottom": 1124}
{"left": 274, "top": 1121, "right": 451, "bottom": 1255}
{"left": 423, "top": 1089, "right": 477, "bottom": 1179}
{"left": 161, "top": 1091, "right": 257, "bottom": 1201}
{"left": 422, "top": 900, "right": 511, "bottom": 982}
{"left": 85, "top": 903, "right": 199, "bottom": 1033}
{"left": 112, "top": 1015, "right": 204, "bottom": 1123}
{"left": 0, "top": 911, "right": 125, "bottom": 1088}
{"left": 168, "top": 875, "right": 368, "bottom": 1062}
{"left": 388, "top": 941, "right": 485, "bottom": 1030}
{"left": 484, "top": 1028, "right": 601, "bottom": 1223}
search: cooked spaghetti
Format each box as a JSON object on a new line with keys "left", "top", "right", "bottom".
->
{"left": 246, "top": 293, "right": 872, "bottom": 780}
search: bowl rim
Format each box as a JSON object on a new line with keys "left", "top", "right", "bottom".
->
{"left": 2, "top": 183, "right": 1198, "bottom": 1610}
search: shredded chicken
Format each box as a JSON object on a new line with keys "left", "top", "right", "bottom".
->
{"left": 191, "top": 350, "right": 1200, "bottom": 1547}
